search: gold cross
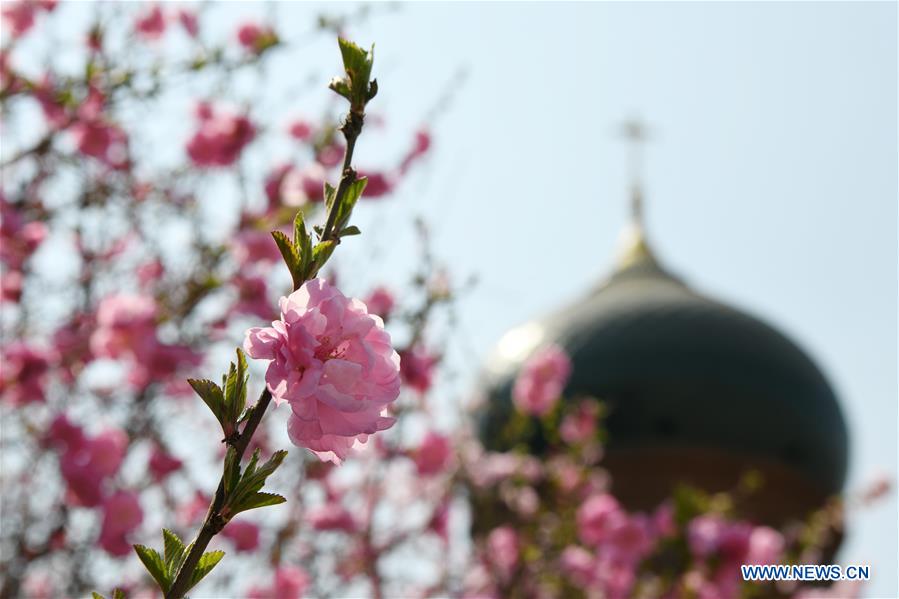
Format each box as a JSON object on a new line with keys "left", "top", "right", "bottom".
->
{"left": 619, "top": 119, "right": 652, "bottom": 225}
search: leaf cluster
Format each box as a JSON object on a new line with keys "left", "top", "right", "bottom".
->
{"left": 133, "top": 530, "right": 224, "bottom": 596}
{"left": 187, "top": 349, "right": 249, "bottom": 440}
{"left": 328, "top": 38, "right": 377, "bottom": 113}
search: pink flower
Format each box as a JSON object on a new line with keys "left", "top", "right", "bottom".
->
{"left": 400, "top": 128, "right": 431, "bottom": 174}
{"left": 363, "top": 286, "right": 395, "bottom": 319}
{"left": 577, "top": 493, "right": 622, "bottom": 546}
{"left": 306, "top": 503, "right": 357, "bottom": 533}
{"left": 244, "top": 278, "right": 401, "bottom": 464}
{"left": 233, "top": 274, "right": 274, "bottom": 320}
{"left": 134, "top": 5, "right": 166, "bottom": 40}
{"left": 90, "top": 293, "right": 157, "bottom": 358}
{"left": 232, "top": 229, "right": 283, "bottom": 267}
{"left": 687, "top": 514, "right": 726, "bottom": 558}
{"left": 745, "top": 526, "right": 784, "bottom": 565}
{"left": 186, "top": 103, "right": 256, "bottom": 167}
{"left": 264, "top": 163, "right": 293, "bottom": 207}
{"left": 58, "top": 426, "right": 128, "bottom": 507}
{"left": 2, "top": 1, "right": 52, "bottom": 37}
{"left": 560, "top": 545, "right": 598, "bottom": 588}
{"left": 287, "top": 118, "right": 313, "bottom": 141}
{"left": 71, "top": 120, "right": 128, "bottom": 168}
{"left": 177, "top": 9, "right": 198, "bottom": 37}
{"left": 412, "top": 431, "right": 453, "bottom": 476}
{"left": 356, "top": 170, "right": 395, "bottom": 198}
{"left": 316, "top": 142, "right": 344, "bottom": 168}
{"left": 512, "top": 344, "right": 571, "bottom": 416}
{"left": 236, "top": 22, "right": 276, "bottom": 52}
{"left": 604, "top": 513, "right": 655, "bottom": 565}
{"left": 486, "top": 526, "right": 519, "bottom": 579}
{"left": 279, "top": 163, "right": 326, "bottom": 206}
{"left": 98, "top": 490, "right": 143, "bottom": 556}
{"left": 247, "top": 566, "right": 310, "bottom": 599}
{"left": 148, "top": 446, "right": 182, "bottom": 481}
{"left": 222, "top": 520, "right": 260, "bottom": 552}
{"left": 0, "top": 342, "right": 52, "bottom": 405}
{"left": 399, "top": 344, "right": 438, "bottom": 393}
{"left": 560, "top": 399, "right": 599, "bottom": 444}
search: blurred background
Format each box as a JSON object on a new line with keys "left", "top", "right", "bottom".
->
{"left": 2, "top": 1, "right": 895, "bottom": 597}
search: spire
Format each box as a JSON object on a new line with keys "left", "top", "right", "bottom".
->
{"left": 615, "top": 119, "right": 658, "bottom": 270}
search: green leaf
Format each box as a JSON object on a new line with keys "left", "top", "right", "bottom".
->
{"left": 112, "top": 590, "right": 126, "bottom": 599}
{"left": 162, "top": 529, "right": 187, "bottom": 573}
{"left": 271, "top": 230, "right": 303, "bottom": 289}
{"left": 223, "top": 349, "right": 248, "bottom": 429}
{"left": 187, "top": 379, "right": 225, "bottom": 424}
{"left": 339, "top": 225, "right": 361, "bottom": 237}
{"left": 330, "top": 39, "right": 376, "bottom": 111}
{"left": 133, "top": 544, "right": 170, "bottom": 592}
{"left": 224, "top": 450, "right": 288, "bottom": 519}
{"left": 323, "top": 181, "right": 338, "bottom": 213}
{"left": 311, "top": 240, "right": 337, "bottom": 275}
{"left": 223, "top": 447, "right": 241, "bottom": 496}
{"left": 293, "top": 213, "right": 312, "bottom": 276}
{"left": 334, "top": 177, "right": 368, "bottom": 232}
{"left": 234, "top": 491, "right": 287, "bottom": 513}
{"left": 91, "top": 593, "right": 105, "bottom": 599}
{"left": 186, "top": 550, "right": 226, "bottom": 593}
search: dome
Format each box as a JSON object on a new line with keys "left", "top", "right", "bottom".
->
{"left": 479, "top": 201, "right": 849, "bottom": 524}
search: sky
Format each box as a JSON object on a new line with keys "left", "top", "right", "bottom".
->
{"left": 14, "top": 1, "right": 896, "bottom": 595}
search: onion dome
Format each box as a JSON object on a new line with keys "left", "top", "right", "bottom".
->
{"left": 479, "top": 181, "right": 849, "bottom": 526}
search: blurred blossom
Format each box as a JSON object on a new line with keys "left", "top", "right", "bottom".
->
{"left": 134, "top": 5, "right": 166, "bottom": 40}
{"left": 148, "top": 445, "right": 182, "bottom": 481}
{"left": 316, "top": 142, "right": 344, "bottom": 168}
{"left": 399, "top": 344, "right": 438, "bottom": 393}
{"left": 412, "top": 431, "right": 453, "bottom": 476}
{"left": 177, "top": 9, "right": 198, "bottom": 37}
{"left": 232, "top": 229, "right": 283, "bottom": 267}
{"left": 56, "top": 425, "right": 128, "bottom": 507}
{"left": 287, "top": 118, "right": 314, "bottom": 141}
{"left": 687, "top": 514, "right": 726, "bottom": 558}
{"left": 2, "top": 0, "right": 54, "bottom": 38}
{"left": 560, "top": 399, "right": 600, "bottom": 445}
{"left": 577, "top": 493, "right": 622, "bottom": 546}
{"left": 399, "top": 128, "right": 432, "bottom": 174}
{"left": 746, "top": 526, "right": 785, "bottom": 565}
{"left": 236, "top": 21, "right": 277, "bottom": 53}
{"left": 559, "top": 545, "right": 597, "bottom": 588}
{"left": 363, "top": 286, "right": 395, "bottom": 320}
{"left": 306, "top": 503, "right": 358, "bottom": 533}
{"left": 0, "top": 342, "right": 52, "bottom": 405}
{"left": 246, "top": 566, "right": 310, "bottom": 599}
{"left": 222, "top": 520, "right": 261, "bottom": 552}
{"left": 98, "top": 490, "right": 143, "bottom": 556}
{"left": 512, "top": 344, "right": 571, "bottom": 416}
{"left": 244, "top": 278, "right": 401, "bottom": 464}
{"left": 486, "top": 526, "right": 519, "bottom": 579}
{"left": 186, "top": 103, "right": 256, "bottom": 167}
{"left": 356, "top": 170, "right": 395, "bottom": 198}
{"left": 280, "top": 163, "right": 327, "bottom": 206}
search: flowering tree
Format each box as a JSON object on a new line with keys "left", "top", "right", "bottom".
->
{"left": 0, "top": 3, "right": 882, "bottom": 599}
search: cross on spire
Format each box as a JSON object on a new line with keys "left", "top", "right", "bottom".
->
{"left": 613, "top": 118, "right": 660, "bottom": 271}
{"left": 620, "top": 118, "right": 651, "bottom": 227}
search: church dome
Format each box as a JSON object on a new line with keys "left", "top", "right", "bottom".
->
{"left": 479, "top": 190, "right": 849, "bottom": 524}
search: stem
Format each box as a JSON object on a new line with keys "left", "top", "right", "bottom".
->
{"left": 321, "top": 110, "right": 364, "bottom": 241}
{"left": 166, "top": 388, "right": 272, "bottom": 599}
{"left": 166, "top": 103, "right": 368, "bottom": 599}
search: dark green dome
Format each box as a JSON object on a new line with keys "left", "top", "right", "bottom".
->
{"left": 480, "top": 220, "right": 849, "bottom": 514}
